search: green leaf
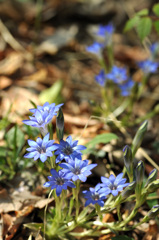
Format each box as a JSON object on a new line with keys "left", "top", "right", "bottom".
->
{"left": 136, "top": 8, "right": 149, "bottom": 16}
{"left": 124, "top": 16, "right": 140, "bottom": 32}
{"left": 136, "top": 17, "right": 152, "bottom": 41}
{"left": 153, "top": 3, "right": 159, "bottom": 17}
{"left": 5, "top": 126, "right": 25, "bottom": 149}
{"left": 146, "top": 192, "right": 158, "bottom": 209}
{"left": 24, "top": 223, "right": 44, "bottom": 231}
{"left": 77, "top": 206, "right": 89, "bottom": 222}
{"left": 39, "top": 80, "right": 63, "bottom": 104}
{"left": 83, "top": 133, "right": 118, "bottom": 154}
{"left": 153, "top": 20, "right": 159, "bottom": 34}
{"left": 111, "top": 236, "right": 134, "bottom": 240}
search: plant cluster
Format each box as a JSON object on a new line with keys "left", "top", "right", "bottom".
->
{"left": 23, "top": 102, "right": 159, "bottom": 239}
{"left": 86, "top": 22, "right": 159, "bottom": 126}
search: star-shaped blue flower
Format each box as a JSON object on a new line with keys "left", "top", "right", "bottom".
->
{"left": 43, "top": 169, "right": 75, "bottom": 196}
{"left": 23, "top": 102, "right": 63, "bottom": 136}
{"left": 83, "top": 184, "right": 108, "bottom": 207}
{"left": 106, "top": 65, "right": 128, "bottom": 84}
{"left": 86, "top": 42, "right": 104, "bottom": 58}
{"left": 119, "top": 79, "right": 134, "bottom": 96}
{"left": 95, "top": 69, "right": 106, "bottom": 87}
{"left": 30, "top": 102, "right": 63, "bottom": 116}
{"left": 96, "top": 23, "right": 114, "bottom": 46}
{"left": 97, "top": 23, "right": 114, "bottom": 37}
{"left": 99, "top": 173, "right": 129, "bottom": 197}
{"left": 149, "top": 43, "right": 159, "bottom": 56}
{"left": 138, "top": 59, "right": 158, "bottom": 75}
{"left": 24, "top": 133, "right": 58, "bottom": 162}
{"left": 59, "top": 158, "right": 97, "bottom": 182}
{"left": 54, "top": 135, "right": 86, "bottom": 163}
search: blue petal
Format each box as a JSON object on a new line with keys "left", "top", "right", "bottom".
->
{"left": 111, "top": 189, "right": 119, "bottom": 196}
{"left": 56, "top": 186, "right": 62, "bottom": 196}
{"left": 24, "top": 152, "right": 36, "bottom": 159}
{"left": 40, "top": 154, "right": 47, "bottom": 162}
{"left": 28, "top": 139, "right": 38, "bottom": 147}
{"left": 85, "top": 199, "right": 93, "bottom": 206}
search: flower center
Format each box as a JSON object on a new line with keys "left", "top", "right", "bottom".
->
{"left": 38, "top": 146, "right": 46, "bottom": 154}
{"left": 63, "top": 146, "right": 73, "bottom": 155}
{"left": 73, "top": 168, "right": 80, "bottom": 175}
{"left": 109, "top": 183, "right": 117, "bottom": 190}
{"left": 92, "top": 194, "right": 99, "bottom": 201}
{"left": 56, "top": 178, "right": 65, "bottom": 185}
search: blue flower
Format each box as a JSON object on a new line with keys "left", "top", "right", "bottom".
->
{"left": 43, "top": 169, "right": 76, "bottom": 196}
{"left": 83, "top": 184, "right": 108, "bottom": 207}
{"left": 30, "top": 102, "right": 63, "bottom": 116}
{"left": 23, "top": 102, "right": 63, "bottom": 136}
{"left": 97, "top": 23, "right": 114, "bottom": 37}
{"left": 24, "top": 133, "right": 58, "bottom": 162}
{"left": 54, "top": 135, "right": 86, "bottom": 163}
{"left": 138, "top": 59, "right": 158, "bottom": 75}
{"left": 149, "top": 43, "right": 159, "bottom": 56}
{"left": 59, "top": 158, "right": 97, "bottom": 182}
{"left": 119, "top": 79, "right": 134, "bottom": 96}
{"left": 99, "top": 173, "right": 129, "bottom": 197}
{"left": 96, "top": 23, "right": 114, "bottom": 46}
{"left": 23, "top": 110, "right": 52, "bottom": 136}
{"left": 95, "top": 69, "right": 106, "bottom": 86}
{"left": 106, "top": 65, "right": 128, "bottom": 84}
{"left": 86, "top": 42, "right": 104, "bottom": 58}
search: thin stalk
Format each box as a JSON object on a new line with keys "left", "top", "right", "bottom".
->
{"left": 95, "top": 204, "right": 103, "bottom": 221}
{"left": 75, "top": 180, "right": 80, "bottom": 220}
{"left": 116, "top": 204, "right": 122, "bottom": 221}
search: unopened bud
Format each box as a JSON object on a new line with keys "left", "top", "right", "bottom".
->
{"left": 135, "top": 161, "right": 145, "bottom": 201}
{"left": 121, "top": 181, "right": 136, "bottom": 199}
{"left": 132, "top": 120, "right": 148, "bottom": 157}
{"left": 147, "top": 179, "right": 159, "bottom": 194}
{"left": 147, "top": 205, "right": 159, "bottom": 219}
{"left": 145, "top": 169, "right": 157, "bottom": 188}
{"left": 56, "top": 108, "right": 64, "bottom": 141}
{"left": 135, "top": 161, "right": 144, "bottom": 184}
{"left": 123, "top": 145, "right": 134, "bottom": 181}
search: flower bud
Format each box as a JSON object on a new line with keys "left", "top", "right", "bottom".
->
{"left": 132, "top": 120, "right": 148, "bottom": 157}
{"left": 147, "top": 179, "right": 159, "bottom": 194}
{"left": 56, "top": 108, "right": 64, "bottom": 141}
{"left": 145, "top": 169, "right": 157, "bottom": 188}
{"left": 135, "top": 161, "right": 144, "bottom": 184}
{"left": 135, "top": 161, "right": 145, "bottom": 201}
{"left": 121, "top": 181, "right": 136, "bottom": 199}
{"left": 147, "top": 205, "right": 159, "bottom": 219}
{"left": 123, "top": 145, "right": 134, "bottom": 181}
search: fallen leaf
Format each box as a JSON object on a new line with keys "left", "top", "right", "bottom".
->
{"left": 0, "top": 76, "right": 12, "bottom": 89}
{"left": 36, "top": 25, "right": 78, "bottom": 55}
{"left": 0, "top": 52, "right": 23, "bottom": 75}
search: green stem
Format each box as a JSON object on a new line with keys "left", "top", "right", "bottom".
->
{"left": 116, "top": 204, "right": 122, "bottom": 221}
{"left": 95, "top": 204, "right": 102, "bottom": 221}
{"left": 101, "top": 88, "right": 111, "bottom": 115}
{"left": 138, "top": 75, "right": 148, "bottom": 98}
{"left": 75, "top": 180, "right": 80, "bottom": 220}
{"left": 55, "top": 194, "right": 62, "bottom": 222}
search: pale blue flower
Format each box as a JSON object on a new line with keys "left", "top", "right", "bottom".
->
{"left": 99, "top": 173, "right": 129, "bottom": 196}
{"left": 106, "top": 65, "right": 128, "bottom": 84}
{"left": 24, "top": 133, "right": 58, "bottom": 162}
{"left": 95, "top": 69, "right": 106, "bottom": 86}
{"left": 138, "top": 59, "right": 158, "bottom": 75}
{"left": 59, "top": 158, "right": 97, "bottom": 182}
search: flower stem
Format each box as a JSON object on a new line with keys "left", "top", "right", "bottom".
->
{"left": 74, "top": 180, "right": 80, "bottom": 221}
{"left": 95, "top": 204, "right": 103, "bottom": 221}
